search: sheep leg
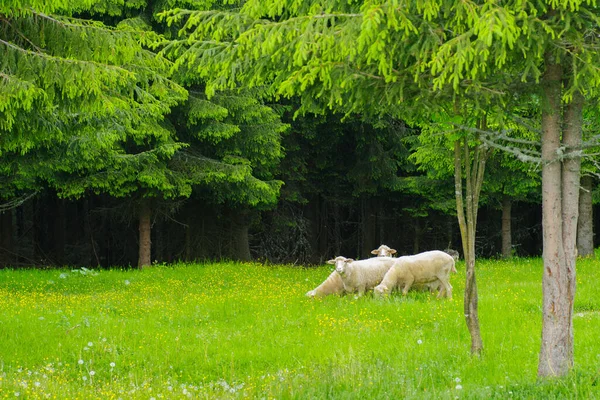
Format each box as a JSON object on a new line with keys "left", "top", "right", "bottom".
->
{"left": 401, "top": 276, "right": 415, "bottom": 296}
{"left": 357, "top": 285, "right": 366, "bottom": 297}
{"left": 437, "top": 276, "right": 452, "bottom": 299}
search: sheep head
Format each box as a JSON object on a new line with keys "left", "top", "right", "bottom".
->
{"left": 374, "top": 284, "right": 390, "bottom": 297}
{"left": 327, "top": 256, "right": 354, "bottom": 276}
{"left": 371, "top": 244, "right": 397, "bottom": 257}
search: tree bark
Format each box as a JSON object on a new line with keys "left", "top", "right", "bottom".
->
{"left": 361, "top": 197, "right": 377, "bottom": 258}
{"left": 537, "top": 57, "right": 580, "bottom": 378}
{"left": 232, "top": 210, "right": 251, "bottom": 261}
{"left": 0, "top": 210, "right": 14, "bottom": 267}
{"left": 577, "top": 175, "right": 594, "bottom": 258}
{"left": 413, "top": 218, "right": 421, "bottom": 254}
{"left": 501, "top": 195, "right": 512, "bottom": 258}
{"left": 138, "top": 198, "right": 152, "bottom": 269}
{"left": 53, "top": 197, "right": 66, "bottom": 266}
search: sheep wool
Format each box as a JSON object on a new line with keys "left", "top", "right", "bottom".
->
{"left": 329, "top": 256, "right": 397, "bottom": 296}
{"left": 374, "top": 250, "right": 455, "bottom": 299}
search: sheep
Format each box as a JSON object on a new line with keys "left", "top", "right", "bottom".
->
{"left": 444, "top": 248, "right": 460, "bottom": 261}
{"left": 371, "top": 244, "right": 397, "bottom": 257}
{"left": 328, "top": 256, "right": 397, "bottom": 296}
{"left": 371, "top": 245, "right": 446, "bottom": 295}
{"left": 374, "top": 250, "right": 456, "bottom": 299}
{"left": 305, "top": 271, "right": 345, "bottom": 298}
{"left": 306, "top": 244, "right": 396, "bottom": 298}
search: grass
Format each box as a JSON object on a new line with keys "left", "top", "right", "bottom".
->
{"left": 0, "top": 253, "right": 599, "bottom": 399}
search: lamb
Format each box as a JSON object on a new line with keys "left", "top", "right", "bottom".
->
{"left": 306, "top": 244, "right": 396, "bottom": 298}
{"left": 328, "top": 256, "right": 397, "bottom": 296}
{"left": 374, "top": 250, "right": 456, "bottom": 299}
{"left": 305, "top": 271, "right": 345, "bottom": 298}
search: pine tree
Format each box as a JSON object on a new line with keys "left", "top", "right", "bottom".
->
{"left": 1, "top": 1, "right": 188, "bottom": 268}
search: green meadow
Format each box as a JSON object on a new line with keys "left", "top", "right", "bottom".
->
{"left": 1, "top": 254, "right": 599, "bottom": 399}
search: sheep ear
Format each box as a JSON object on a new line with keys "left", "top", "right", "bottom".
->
{"left": 346, "top": 258, "right": 354, "bottom": 263}
{"left": 327, "top": 259, "right": 336, "bottom": 265}
{"left": 371, "top": 250, "right": 378, "bottom": 255}
{"left": 390, "top": 249, "right": 397, "bottom": 254}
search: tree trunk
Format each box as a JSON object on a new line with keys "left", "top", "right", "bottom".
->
{"left": 577, "top": 175, "right": 594, "bottom": 258}
{"left": 537, "top": 57, "right": 580, "bottom": 378}
{"left": 232, "top": 210, "right": 251, "bottom": 261}
{"left": 53, "top": 198, "right": 66, "bottom": 266}
{"left": 361, "top": 197, "right": 377, "bottom": 258}
{"left": 138, "top": 198, "right": 152, "bottom": 269}
{"left": 0, "top": 210, "right": 14, "bottom": 267}
{"left": 454, "top": 130, "right": 488, "bottom": 356}
{"left": 501, "top": 195, "right": 512, "bottom": 258}
{"left": 413, "top": 218, "right": 421, "bottom": 254}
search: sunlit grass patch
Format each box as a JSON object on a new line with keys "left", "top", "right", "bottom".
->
{"left": 1, "top": 253, "right": 599, "bottom": 398}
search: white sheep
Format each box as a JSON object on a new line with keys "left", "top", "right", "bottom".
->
{"left": 305, "top": 271, "right": 345, "bottom": 298}
{"left": 328, "top": 256, "right": 397, "bottom": 296}
{"left": 370, "top": 244, "right": 397, "bottom": 257}
{"left": 371, "top": 245, "right": 447, "bottom": 295}
{"left": 374, "top": 250, "right": 456, "bottom": 299}
{"left": 306, "top": 244, "right": 396, "bottom": 298}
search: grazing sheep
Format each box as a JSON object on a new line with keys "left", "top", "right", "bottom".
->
{"left": 444, "top": 249, "right": 460, "bottom": 261}
{"left": 305, "top": 271, "right": 345, "bottom": 298}
{"left": 371, "top": 244, "right": 397, "bottom": 257}
{"left": 371, "top": 245, "right": 446, "bottom": 295}
{"left": 328, "top": 256, "right": 397, "bottom": 296}
{"left": 306, "top": 244, "right": 396, "bottom": 298}
{"left": 374, "top": 250, "right": 456, "bottom": 299}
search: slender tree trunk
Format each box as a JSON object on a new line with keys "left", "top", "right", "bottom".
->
{"left": 538, "top": 57, "right": 580, "bottom": 378}
{"left": 361, "top": 197, "right": 377, "bottom": 258}
{"left": 577, "top": 175, "right": 594, "bottom": 258}
{"left": 319, "top": 197, "right": 329, "bottom": 257}
{"left": 185, "top": 222, "right": 192, "bottom": 262}
{"left": 454, "top": 129, "right": 488, "bottom": 356}
{"left": 501, "top": 195, "right": 512, "bottom": 258}
{"left": 53, "top": 198, "right": 66, "bottom": 266}
{"left": 413, "top": 218, "right": 421, "bottom": 254}
{"left": 138, "top": 198, "right": 152, "bottom": 269}
{"left": 0, "top": 210, "right": 14, "bottom": 267}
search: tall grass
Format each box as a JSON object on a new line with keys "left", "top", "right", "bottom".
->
{"left": 0, "top": 253, "right": 599, "bottom": 399}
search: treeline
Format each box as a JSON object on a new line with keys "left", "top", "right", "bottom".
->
{"left": 1, "top": 1, "right": 598, "bottom": 269}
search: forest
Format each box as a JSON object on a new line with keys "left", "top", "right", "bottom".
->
{"left": 1, "top": 1, "right": 597, "bottom": 269}
{"left": 2, "top": 0, "right": 600, "bottom": 382}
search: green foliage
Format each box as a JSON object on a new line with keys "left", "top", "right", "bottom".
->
{"left": 0, "top": 1, "right": 188, "bottom": 200}
{"left": 1, "top": 255, "right": 599, "bottom": 397}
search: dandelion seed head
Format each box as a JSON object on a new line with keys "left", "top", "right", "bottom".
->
{"left": 417, "top": 339, "right": 423, "bottom": 345}
{"left": 87, "top": 342, "right": 93, "bottom": 347}
{"left": 78, "top": 360, "right": 84, "bottom": 365}
{"left": 455, "top": 384, "right": 463, "bottom": 390}
{"left": 110, "top": 362, "right": 116, "bottom": 368}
